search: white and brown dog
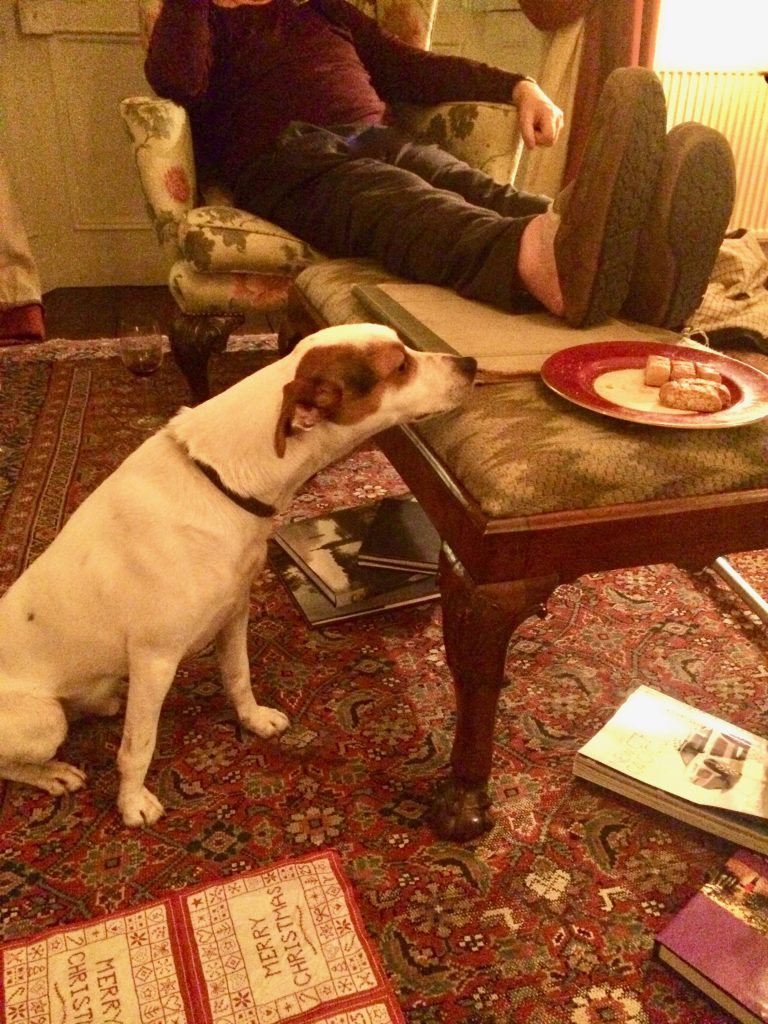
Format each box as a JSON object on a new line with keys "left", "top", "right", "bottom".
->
{"left": 0, "top": 323, "right": 476, "bottom": 826}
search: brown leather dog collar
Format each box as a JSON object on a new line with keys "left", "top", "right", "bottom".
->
{"left": 171, "top": 435, "right": 276, "bottom": 518}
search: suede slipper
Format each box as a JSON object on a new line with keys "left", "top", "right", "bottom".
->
{"left": 622, "top": 122, "right": 736, "bottom": 329}
{"left": 554, "top": 67, "right": 667, "bottom": 327}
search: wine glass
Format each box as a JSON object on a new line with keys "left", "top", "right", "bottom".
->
{"left": 117, "top": 320, "right": 167, "bottom": 431}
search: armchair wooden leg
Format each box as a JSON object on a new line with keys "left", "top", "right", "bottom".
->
{"left": 170, "top": 312, "right": 244, "bottom": 403}
{"left": 430, "top": 547, "right": 558, "bottom": 841}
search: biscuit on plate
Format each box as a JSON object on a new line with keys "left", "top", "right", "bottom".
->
{"left": 644, "top": 354, "right": 671, "bottom": 386}
{"left": 694, "top": 362, "right": 722, "bottom": 383}
{"left": 659, "top": 378, "right": 730, "bottom": 412}
{"left": 670, "top": 359, "right": 697, "bottom": 380}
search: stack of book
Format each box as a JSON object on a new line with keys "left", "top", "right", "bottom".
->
{"left": 269, "top": 494, "right": 441, "bottom": 625}
{"left": 573, "top": 685, "right": 768, "bottom": 853}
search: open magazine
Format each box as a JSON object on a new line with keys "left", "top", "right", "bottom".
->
{"left": 574, "top": 686, "right": 768, "bottom": 851}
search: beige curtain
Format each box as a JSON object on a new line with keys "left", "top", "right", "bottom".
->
{"left": 0, "top": 150, "right": 45, "bottom": 342}
{"left": 519, "top": 0, "right": 661, "bottom": 185}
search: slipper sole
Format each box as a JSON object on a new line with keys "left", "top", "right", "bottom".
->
{"left": 623, "top": 122, "right": 736, "bottom": 329}
{"left": 555, "top": 68, "right": 667, "bottom": 327}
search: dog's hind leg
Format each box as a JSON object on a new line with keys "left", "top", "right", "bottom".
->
{"left": 116, "top": 652, "right": 177, "bottom": 827}
{"left": 64, "top": 677, "right": 126, "bottom": 721}
{"left": 0, "top": 693, "right": 86, "bottom": 795}
{"left": 216, "top": 599, "right": 290, "bottom": 738}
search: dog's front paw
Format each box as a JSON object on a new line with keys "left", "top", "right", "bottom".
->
{"left": 240, "top": 705, "right": 290, "bottom": 738}
{"left": 119, "top": 787, "right": 165, "bottom": 828}
{"left": 38, "top": 761, "right": 87, "bottom": 795}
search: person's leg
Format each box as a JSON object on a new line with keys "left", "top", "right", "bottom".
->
{"left": 0, "top": 151, "right": 45, "bottom": 341}
{"left": 347, "top": 125, "right": 552, "bottom": 219}
{"left": 345, "top": 69, "right": 671, "bottom": 327}
{"left": 348, "top": 127, "right": 566, "bottom": 313}
{"left": 235, "top": 125, "right": 542, "bottom": 311}
{"left": 236, "top": 67, "right": 669, "bottom": 326}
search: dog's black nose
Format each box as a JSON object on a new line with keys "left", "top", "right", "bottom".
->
{"left": 457, "top": 356, "right": 477, "bottom": 378}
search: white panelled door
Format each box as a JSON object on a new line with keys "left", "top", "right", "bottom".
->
{"left": 0, "top": 0, "right": 168, "bottom": 290}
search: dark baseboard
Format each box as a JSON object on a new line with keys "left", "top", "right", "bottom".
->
{"left": 43, "top": 286, "right": 277, "bottom": 341}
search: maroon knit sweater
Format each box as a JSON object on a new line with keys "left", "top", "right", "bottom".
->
{"left": 145, "top": 0, "right": 526, "bottom": 188}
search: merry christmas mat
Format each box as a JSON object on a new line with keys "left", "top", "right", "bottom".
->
{"left": 0, "top": 850, "right": 404, "bottom": 1024}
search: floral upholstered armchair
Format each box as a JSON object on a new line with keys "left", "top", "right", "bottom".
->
{"left": 121, "top": 0, "right": 524, "bottom": 401}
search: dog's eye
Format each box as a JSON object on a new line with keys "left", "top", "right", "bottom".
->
{"left": 396, "top": 355, "right": 409, "bottom": 374}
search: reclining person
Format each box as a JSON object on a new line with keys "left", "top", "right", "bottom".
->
{"left": 145, "top": 0, "right": 735, "bottom": 331}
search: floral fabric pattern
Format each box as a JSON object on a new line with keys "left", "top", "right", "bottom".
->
{"left": 137, "top": 0, "right": 162, "bottom": 50}
{"left": 163, "top": 165, "right": 192, "bottom": 205}
{"left": 394, "top": 101, "right": 522, "bottom": 185}
{"left": 296, "top": 257, "right": 406, "bottom": 326}
{"left": 119, "top": 97, "right": 196, "bottom": 258}
{"left": 170, "top": 262, "right": 295, "bottom": 315}
{"left": 178, "top": 206, "right": 322, "bottom": 274}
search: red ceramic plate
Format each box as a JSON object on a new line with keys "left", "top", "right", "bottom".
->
{"left": 540, "top": 341, "right": 768, "bottom": 429}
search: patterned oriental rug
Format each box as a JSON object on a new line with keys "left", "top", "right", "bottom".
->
{"left": 1, "top": 338, "right": 768, "bottom": 1023}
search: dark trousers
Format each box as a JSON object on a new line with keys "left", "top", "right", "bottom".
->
{"left": 233, "top": 123, "right": 552, "bottom": 312}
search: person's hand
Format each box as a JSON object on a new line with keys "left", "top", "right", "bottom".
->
{"left": 512, "top": 79, "right": 564, "bottom": 150}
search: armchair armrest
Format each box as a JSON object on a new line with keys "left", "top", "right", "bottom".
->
{"left": 179, "top": 206, "right": 322, "bottom": 275}
{"left": 119, "top": 95, "right": 196, "bottom": 259}
{"left": 392, "top": 101, "right": 523, "bottom": 186}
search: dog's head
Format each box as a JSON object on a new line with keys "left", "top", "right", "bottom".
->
{"left": 274, "top": 324, "right": 476, "bottom": 457}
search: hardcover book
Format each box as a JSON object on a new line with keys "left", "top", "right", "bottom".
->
{"left": 269, "top": 542, "right": 439, "bottom": 627}
{"left": 273, "top": 501, "right": 429, "bottom": 606}
{"left": 656, "top": 848, "right": 768, "bottom": 1023}
{"left": 573, "top": 685, "right": 768, "bottom": 854}
{"left": 0, "top": 850, "right": 406, "bottom": 1024}
{"left": 357, "top": 494, "right": 441, "bottom": 573}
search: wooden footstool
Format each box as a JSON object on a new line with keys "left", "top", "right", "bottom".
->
{"left": 282, "top": 258, "right": 768, "bottom": 841}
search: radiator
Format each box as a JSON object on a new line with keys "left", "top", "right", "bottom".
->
{"left": 657, "top": 70, "right": 768, "bottom": 239}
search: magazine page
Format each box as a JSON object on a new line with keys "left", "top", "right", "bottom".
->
{"left": 579, "top": 686, "right": 768, "bottom": 819}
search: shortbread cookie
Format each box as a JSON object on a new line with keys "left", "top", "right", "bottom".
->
{"left": 644, "top": 354, "right": 671, "bottom": 386}
{"left": 670, "top": 359, "right": 697, "bottom": 380}
{"left": 694, "top": 362, "right": 722, "bottom": 383}
{"left": 659, "top": 378, "right": 730, "bottom": 412}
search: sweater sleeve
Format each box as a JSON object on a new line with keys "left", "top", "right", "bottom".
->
{"left": 315, "top": 0, "right": 526, "bottom": 106}
{"left": 144, "top": 0, "right": 214, "bottom": 103}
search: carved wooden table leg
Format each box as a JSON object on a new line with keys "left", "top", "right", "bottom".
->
{"left": 170, "top": 312, "right": 244, "bottom": 403}
{"left": 430, "top": 547, "right": 559, "bottom": 841}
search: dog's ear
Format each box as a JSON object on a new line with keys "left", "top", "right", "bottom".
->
{"left": 273, "top": 375, "right": 343, "bottom": 457}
